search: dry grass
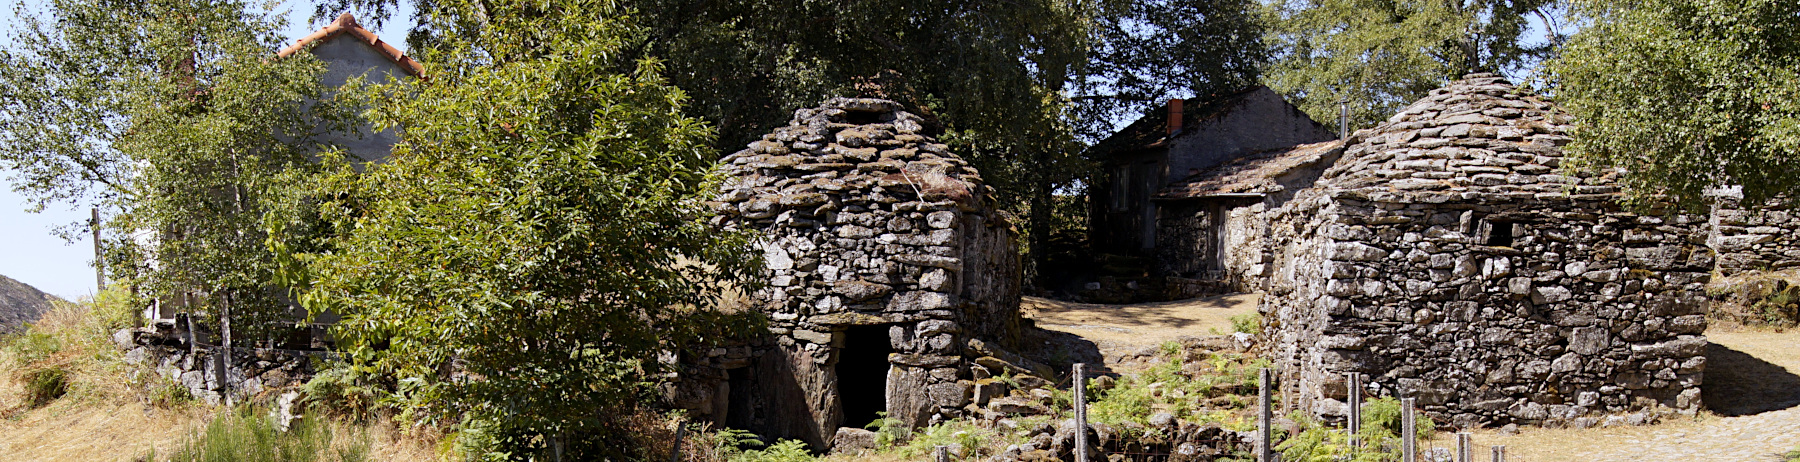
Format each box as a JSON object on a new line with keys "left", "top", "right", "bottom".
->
{"left": 0, "top": 294, "right": 444, "bottom": 461}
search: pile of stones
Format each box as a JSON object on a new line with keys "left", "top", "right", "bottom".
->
{"left": 1259, "top": 74, "right": 1710, "bottom": 428}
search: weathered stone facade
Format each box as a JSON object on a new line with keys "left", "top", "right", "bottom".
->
{"left": 1154, "top": 141, "right": 1346, "bottom": 296}
{"left": 1709, "top": 189, "right": 1800, "bottom": 277}
{"left": 1259, "top": 75, "right": 1710, "bottom": 428}
{"left": 665, "top": 98, "right": 1022, "bottom": 449}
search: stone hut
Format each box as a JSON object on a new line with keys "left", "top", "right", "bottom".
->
{"left": 674, "top": 98, "right": 1023, "bottom": 449}
{"left": 1259, "top": 74, "right": 1711, "bottom": 428}
{"left": 1153, "top": 140, "right": 1345, "bottom": 296}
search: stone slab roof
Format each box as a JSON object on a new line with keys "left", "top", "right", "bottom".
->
{"left": 1089, "top": 86, "right": 1268, "bottom": 156}
{"left": 1155, "top": 140, "right": 1344, "bottom": 199}
{"left": 1319, "top": 74, "right": 1618, "bottom": 203}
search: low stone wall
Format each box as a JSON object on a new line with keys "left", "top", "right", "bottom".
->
{"left": 1710, "top": 191, "right": 1800, "bottom": 277}
{"left": 114, "top": 325, "right": 319, "bottom": 405}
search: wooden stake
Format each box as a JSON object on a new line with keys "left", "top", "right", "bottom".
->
{"left": 935, "top": 444, "right": 949, "bottom": 462}
{"left": 669, "top": 425, "right": 686, "bottom": 462}
{"left": 1259, "top": 368, "right": 1273, "bottom": 462}
{"left": 1073, "top": 363, "right": 1088, "bottom": 462}
{"left": 1401, "top": 397, "right": 1416, "bottom": 462}
{"left": 1347, "top": 372, "right": 1362, "bottom": 448}
{"left": 1491, "top": 445, "right": 1505, "bottom": 462}
{"left": 1457, "top": 432, "right": 1472, "bottom": 462}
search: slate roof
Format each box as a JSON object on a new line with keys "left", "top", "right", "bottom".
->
{"left": 1089, "top": 86, "right": 1268, "bottom": 157}
{"left": 1155, "top": 140, "right": 1344, "bottom": 199}
{"left": 1318, "top": 73, "right": 1619, "bottom": 203}
{"left": 276, "top": 13, "right": 424, "bottom": 78}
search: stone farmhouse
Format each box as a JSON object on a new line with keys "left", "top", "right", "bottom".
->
{"left": 1088, "top": 86, "right": 1335, "bottom": 273}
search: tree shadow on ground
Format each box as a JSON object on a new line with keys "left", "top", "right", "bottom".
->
{"left": 1019, "top": 325, "right": 1107, "bottom": 378}
{"left": 1703, "top": 342, "right": 1800, "bottom": 416}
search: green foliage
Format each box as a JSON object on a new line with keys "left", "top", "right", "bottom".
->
{"left": 728, "top": 440, "right": 814, "bottom": 462}
{"left": 1277, "top": 397, "right": 1434, "bottom": 462}
{"left": 1085, "top": 349, "right": 1265, "bottom": 438}
{"left": 0, "top": 0, "right": 338, "bottom": 341}
{"left": 1785, "top": 446, "right": 1800, "bottom": 462}
{"left": 1550, "top": 0, "right": 1800, "bottom": 208}
{"left": 895, "top": 419, "right": 992, "bottom": 459}
{"left": 864, "top": 412, "right": 908, "bottom": 448}
{"left": 298, "top": 365, "right": 383, "bottom": 421}
{"left": 1074, "top": 0, "right": 1269, "bottom": 138}
{"left": 1265, "top": 0, "right": 1559, "bottom": 131}
{"left": 1230, "top": 314, "right": 1262, "bottom": 334}
{"left": 6, "top": 330, "right": 62, "bottom": 366}
{"left": 21, "top": 366, "right": 70, "bottom": 406}
{"left": 285, "top": 0, "right": 759, "bottom": 457}
{"left": 165, "top": 405, "right": 371, "bottom": 462}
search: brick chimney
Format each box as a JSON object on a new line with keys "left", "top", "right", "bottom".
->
{"left": 1167, "top": 98, "right": 1184, "bottom": 135}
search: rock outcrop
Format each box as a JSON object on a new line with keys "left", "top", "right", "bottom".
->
{"left": 0, "top": 274, "right": 61, "bottom": 333}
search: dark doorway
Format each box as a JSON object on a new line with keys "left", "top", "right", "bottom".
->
{"left": 838, "top": 325, "right": 894, "bottom": 429}
{"left": 726, "top": 367, "right": 754, "bottom": 429}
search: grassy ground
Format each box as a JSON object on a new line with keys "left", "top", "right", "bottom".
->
{"left": 0, "top": 296, "right": 439, "bottom": 461}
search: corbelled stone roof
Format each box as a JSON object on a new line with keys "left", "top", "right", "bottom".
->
{"left": 1156, "top": 140, "right": 1344, "bottom": 199}
{"left": 1319, "top": 73, "right": 1617, "bottom": 203}
{"left": 714, "top": 98, "right": 992, "bottom": 217}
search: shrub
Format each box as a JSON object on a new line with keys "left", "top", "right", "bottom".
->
{"left": 165, "top": 405, "right": 370, "bottom": 462}
{"left": 1276, "top": 397, "right": 1436, "bottom": 462}
{"left": 21, "top": 366, "right": 69, "bottom": 406}
{"left": 1229, "top": 314, "right": 1262, "bottom": 334}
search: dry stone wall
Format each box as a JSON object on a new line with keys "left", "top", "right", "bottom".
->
{"left": 1709, "top": 190, "right": 1800, "bottom": 277}
{"left": 1260, "top": 75, "right": 1710, "bottom": 429}
{"left": 664, "top": 98, "right": 1022, "bottom": 450}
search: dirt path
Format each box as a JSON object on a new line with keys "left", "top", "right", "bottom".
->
{"left": 1024, "top": 293, "right": 1257, "bottom": 351}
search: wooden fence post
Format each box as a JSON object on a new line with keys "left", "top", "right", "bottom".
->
{"left": 1456, "top": 432, "right": 1471, "bottom": 462}
{"left": 1073, "top": 363, "right": 1088, "bottom": 462}
{"left": 1347, "top": 372, "right": 1362, "bottom": 448}
{"left": 935, "top": 444, "right": 949, "bottom": 462}
{"left": 1401, "top": 397, "right": 1416, "bottom": 462}
{"left": 669, "top": 425, "right": 686, "bottom": 462}
{"left": 1491, "top": 445, "right": 1505, "bottom": 462}
{"left": 1259, "top": 368, "right": 1273, "bottom": 462}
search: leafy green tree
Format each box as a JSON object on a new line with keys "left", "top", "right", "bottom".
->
{"left": 311, "top": 0, "right": 1097, "bottom": 290}
{"left": 1073, "top": 0, "right": 1271, "bottom": 139}
{"left": 1265, "top": 0, "right": 1558, "bottom": 131}
{"left": 1549, "top": 0, "right": 1800, "bottom": 208}
{"left": 285, "top": 0, "right": 758, "bottom": 457}
{"left": 0, "top": 0, "right": 331, "bottom": 339}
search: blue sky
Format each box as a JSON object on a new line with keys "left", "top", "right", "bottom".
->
{"left": 0, "top": 1, "right": 408, "bottom": 300}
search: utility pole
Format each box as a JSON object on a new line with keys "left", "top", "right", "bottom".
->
{"left": 90, "top": 208, "right": 104, "bottom": 291}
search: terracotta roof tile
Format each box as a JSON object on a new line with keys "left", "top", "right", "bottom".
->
{"left": 277, "top": 13, "right": 424, "bottom": 78}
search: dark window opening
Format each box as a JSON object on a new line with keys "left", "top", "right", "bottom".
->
{"left": 838, "top": 325, "right": 893, "bottom": 429}
{"left": 842, "top": 110, "right": 885, "bottom": 125}
{"left": 1487, "top": 220, "right": 1515, "bottom": 247}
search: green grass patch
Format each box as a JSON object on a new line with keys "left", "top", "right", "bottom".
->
{"left": 163, "top": 405, "right": 371, "bottom": 462}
